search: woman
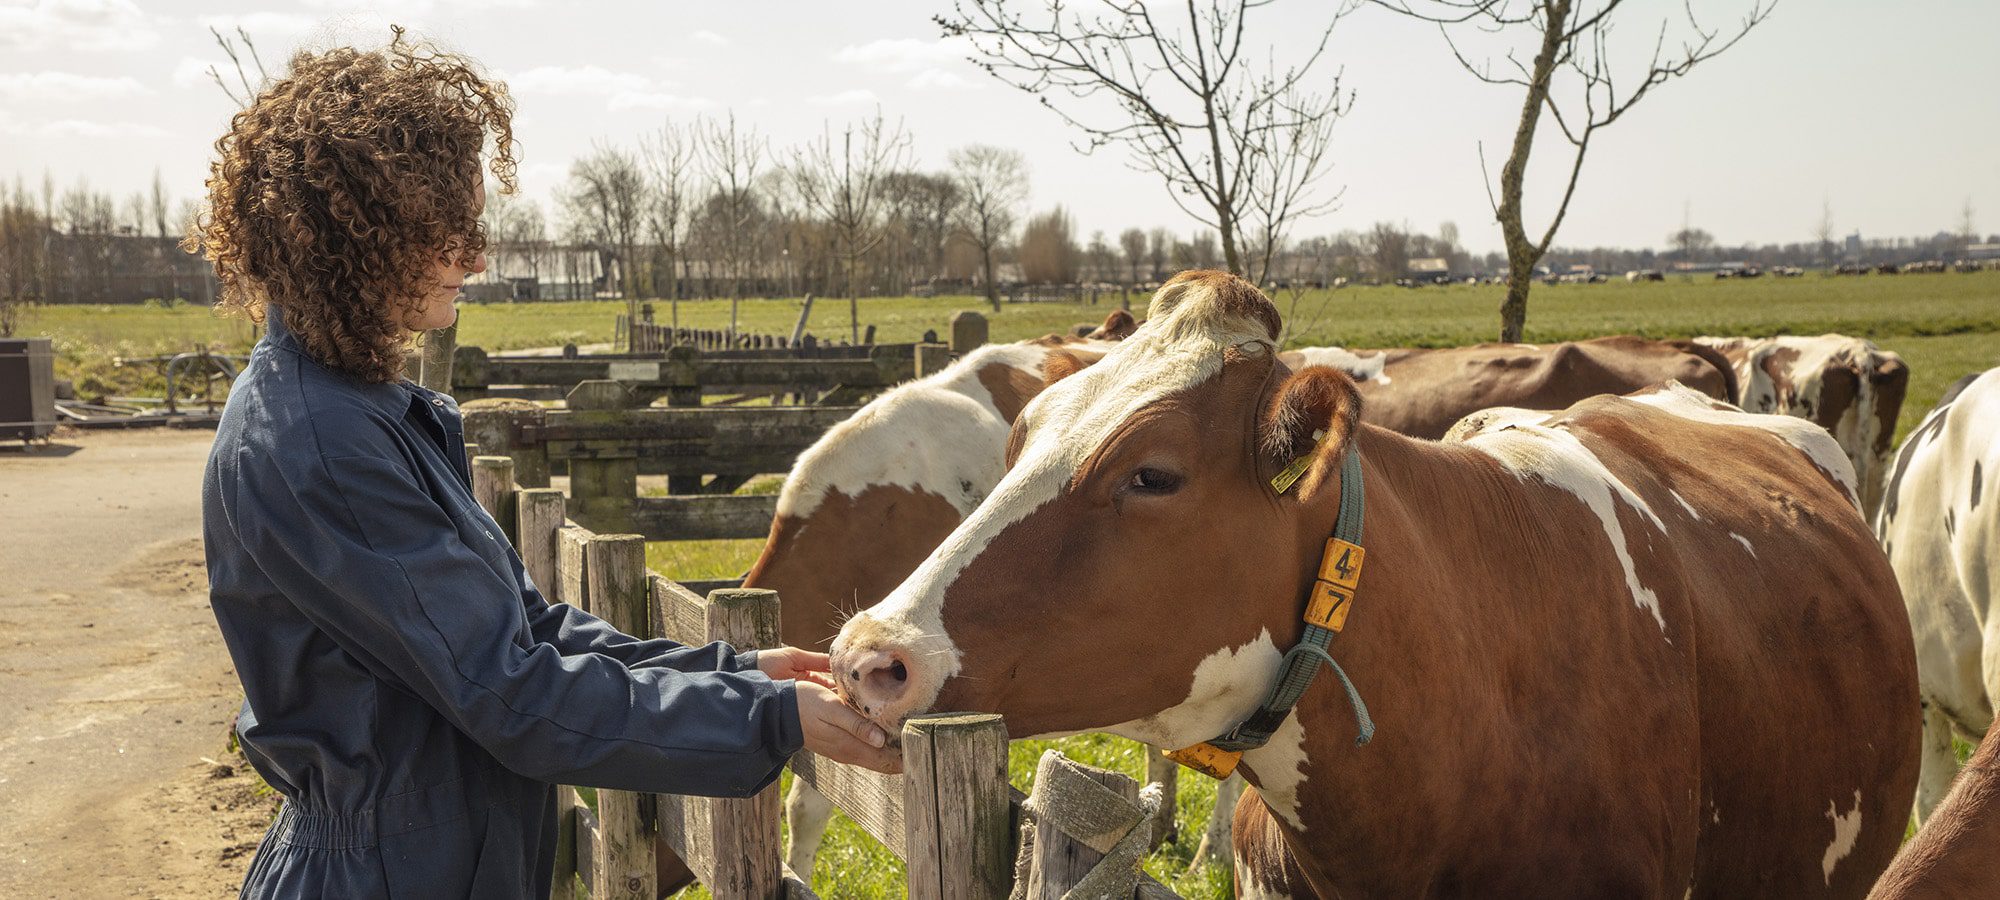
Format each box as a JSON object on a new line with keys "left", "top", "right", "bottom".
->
{"left": 188, "top": 31, "right": 900, "bottom": 898}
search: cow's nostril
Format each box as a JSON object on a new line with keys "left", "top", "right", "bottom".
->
{"left": 890, "top": 661, "right": 907, "bottom": 682}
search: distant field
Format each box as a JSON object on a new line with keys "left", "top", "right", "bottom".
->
{"left": 25, "top": 272, "right": 1997, "bottom": 899}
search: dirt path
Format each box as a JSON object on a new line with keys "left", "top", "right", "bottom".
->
{"left": 0, "top": 428, "right": 275, "bottom": 899}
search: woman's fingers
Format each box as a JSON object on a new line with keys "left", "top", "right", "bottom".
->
{"left": 797, "top": 683, "right": 902, "bottom": 774}
{"left": 785, "top": 649, "right": 832, "bottom": 673}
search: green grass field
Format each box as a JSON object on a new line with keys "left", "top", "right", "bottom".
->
{"left": 22, "top": 272, "right": 2000, "bottom": 898}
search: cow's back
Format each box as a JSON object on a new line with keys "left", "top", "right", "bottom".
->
{"left": 1355, "top": 337, "right": 1732, "bottom": 438}
{"left": 1443, "top": 383, "right": 1917, "bottom": 896}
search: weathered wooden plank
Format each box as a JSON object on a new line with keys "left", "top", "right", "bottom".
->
{"left": 782, "top": 863, "right": 819, "bottom": 900}
{"left": 630, "top": 494, "right": 778, "bottom": 542}
{"left": 551, "top": 787, "right": 578, "bottom": 900}
{"left": 538, "top": 405, "right": 859, "bottom": 444}
{"left": 477, "top": 357, "right": 898, "bottom": 391}
{"left": 649, "top": 575, "right": 707, "bottom": 647}
{"left": 574, "top": 803, "right": 599, "bottom": 895}
{"left": 470, "top": 456, "right": 518, "bottom": 545}
{"left": 557, "top": 524, "right": 593, "bottom": 610}
{"left": 702, "top": 589, "right": 784, "bottom": 899}
{"left": 653, "top": 789, "right": 716, "bottom": 889}
{"left": 788, "top": 751, "right": 907, "bottom": 859}
{"left": 680, "top": 577, "right": 746, "bottom": 597}
{"left": 516, "top": 489, "right": 565, "bottom": 600}
{"left": 586, "top": 534, "right": 655, "bottom": 900}
{"left": 903, "top": 714, "right": 1011, "bottom": 900}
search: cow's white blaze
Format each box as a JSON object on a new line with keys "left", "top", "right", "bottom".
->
{"left": 1448, "top": 409, "right": 1672, "bottom": 634}
{"left": 1628, "top": 381, "right": 1862, "bottom": 508}
{"left": 1821, "top": 790, "right": 1864, "bottom": 885}
{"left": 1669, "top": 490, "right": 1702, "bottom": 521}
{"left": 776, "top": 342, "right": 1074, "bottom": 520}
{"left": 1290, "top": 346, "right": 1389, "bottom": 384}
{"left": 835, "top": 284, "right": 1274, "bottom": 720}
{"left": 1729, "top": 533, "right": 1756, "bottom": 556}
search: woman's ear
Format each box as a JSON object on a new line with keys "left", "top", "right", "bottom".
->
{"left": 1258, "top": 366, "right": 1363, "bottom": 467}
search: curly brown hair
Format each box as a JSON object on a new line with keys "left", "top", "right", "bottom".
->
{"left": 185, "top": 27, "right": 517, "bottom": 383}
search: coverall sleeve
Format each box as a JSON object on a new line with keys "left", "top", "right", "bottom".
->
{"left": 226, "top": 447, "right": 802, "bottom": 798}
{"left": 518, "top": 576, "right": 762, "bottom": 676}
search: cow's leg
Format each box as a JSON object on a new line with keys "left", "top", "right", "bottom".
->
{"left": 1189, "top": 772, "right": 1244, "bottom": 872}
{"left": 784, "top": 777, "right": 836, "bottom": 878}
{"left": 1915, "top": 700, "right": 1963, "bottom": 825}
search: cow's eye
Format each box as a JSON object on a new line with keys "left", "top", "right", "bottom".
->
{"left": 1128, "top": 467, "right": 1183, "bottom": 495}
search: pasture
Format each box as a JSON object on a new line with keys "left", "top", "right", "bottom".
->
{"left": 20, "top": 272, "right": 2000, "bottom": 898}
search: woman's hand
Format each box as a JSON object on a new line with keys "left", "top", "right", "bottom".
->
{"left": 757, "top": 646, "right": 837, "bottom": 689}
{"left": 795, "top": 681, "right": 902, "bottom": 774}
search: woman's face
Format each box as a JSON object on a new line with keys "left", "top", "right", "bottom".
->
{"left": 402, "top": 182, "right": 488, "bottom": 332}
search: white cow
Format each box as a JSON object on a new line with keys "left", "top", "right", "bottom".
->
{"left": 1878, "top": 368, "right": 2000, "bottom": 824}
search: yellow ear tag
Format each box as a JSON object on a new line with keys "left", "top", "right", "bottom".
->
{"left": 1270, "top": 428, "right": 1329, "bottom": 495}
{"left": 1163, "top": 743, "right": 1242, "bottom": 780}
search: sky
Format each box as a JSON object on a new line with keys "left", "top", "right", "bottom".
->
{"left": 3, "top": 0, "right": 1996, "bottom": 256}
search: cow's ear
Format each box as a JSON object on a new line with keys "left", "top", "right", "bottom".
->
{"left": 1258, "top": 365, "right": 1363, "bottom": 468}
{"left": 1042, "top": 349, "right": 1100, "bottom": 388}
{"left": 1092, "top": 309, "right": 1138, "bottom": 340}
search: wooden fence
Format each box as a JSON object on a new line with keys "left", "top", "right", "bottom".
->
{"left": 451, "top": 342, "right": 949, "bottom": 407}
{"left": 618, "top": 315, "right": 883, "bottom": 354}
{"left": 470, "top": 455, "right": 1181, "bottom": 899}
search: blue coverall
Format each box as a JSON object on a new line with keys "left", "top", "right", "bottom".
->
{"left": 202, "top": 307, "right": 802, "bottom": 897}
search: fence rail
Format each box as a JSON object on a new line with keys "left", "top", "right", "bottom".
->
{"left": 452, "top": 342, "right": 949, "bottom": 406}
{"left": 472, "top": 456, "right": 1180, "bottom": 899}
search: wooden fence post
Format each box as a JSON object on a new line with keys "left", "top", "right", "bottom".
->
{"left": 566, "top": 380, "right": 640, "bottom": 534}
{"left": 470, "top": 456, "right": 518, "bottom": 546}
{"left": 464, "top": 401, "right": 550, "bottom": 489}
{"left": 903, "top": 714, "right": 1011, "bottom": 900}
{"left": 915, "top": 343, "right": 952, "bottom": 379}
{"left": 702, "top": 589, "right": 785, "bottom": 899}
{"left": 515, "top": 487, "right": 576, "bottom": 898}
{"left": 419, "top": 323, "right": 456, "bottom": 394}
{"left": 587, "top": 534, "right": 655, "bottom": 900}
{"left": 1032, "top": 756, "right": 1144, "bottom": 896}
{"left": 453, "top": 344, "right": 490, "bottom": 401}
{"left": 949, "top": 311, "right": 988, "bottom": 356}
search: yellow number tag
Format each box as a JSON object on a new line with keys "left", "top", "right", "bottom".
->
{"left": 1304, "top": 539, "right": 1364, "bottom": 631}
{"left": 1163, "top": 743, "right": 1243, "bottom": 780}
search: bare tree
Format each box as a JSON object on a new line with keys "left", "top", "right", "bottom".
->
{"left": 1019, "top": 206, "right": 1080, "bottom": 284}
{"left": 1147, "top": 227, "right": 1170, "bottom": 281}
{"left": 1365, "top": 221, "right": 1412, "bottom": 282}
{"left": 1813, "top": 199, "right": 1835, "bottom": 266}
{"left": 1373, "top": 0, "right": 1774, "bottom": 340}
{"left": 640, "top": 122, "right": 700, "bottom": 323}
{"left": 1668, "top": 226, "right": 1714, "bottom": 264}
{"left": 949, "top": 144, "right": 1027, "bottom": 312}
{"left": 940, "top": 0, "right": 1353, "bottom": 277}
{"left": 561, "top": 144, "right": 649, "bottom": 334}
{"left": 698, "top": 113, "right": 768, "bottom": 335}
{"left": 791, "top": 110, "right": 911, "bottom": 342}
{"left": 205, "top": 25, "right": 268, "bottom": 107}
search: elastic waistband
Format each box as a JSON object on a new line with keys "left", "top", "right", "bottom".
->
{"left": 271, "top": 762, "right": 524, "bottom": 850}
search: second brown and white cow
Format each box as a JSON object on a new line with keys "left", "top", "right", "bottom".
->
{"left": 1696, "top": 335, "right": 1910, "bottom": 515}
{"left": 831, "top": 271, "right": 1917, "bottom": 897}
{"left": 1291, "top": 337, "right": 1738, "bottom": 440}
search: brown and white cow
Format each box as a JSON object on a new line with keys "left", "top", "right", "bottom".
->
{"left": 1877, "top": 368, "right": 1999, "bottom": 826}
{"left": 744, "top": 315, "right": 1129, "bottom": 875}
{"left": 1697, "top": 335, "right": 1910, "bottom": 515}
{"left": 831, "top": 271, "right": 1918, "bottom": 897}
{"left": 1283, "top": 336, "right": 1739, "bottom": 439}
{"left": 1869, "top": 697, "right": 2000, "bottom": 898}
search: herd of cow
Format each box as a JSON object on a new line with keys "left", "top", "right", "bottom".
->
{"left": 672, "top": 270, "right": 1995, "bottom": 897}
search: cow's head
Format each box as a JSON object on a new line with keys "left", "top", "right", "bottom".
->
{"left": 829, "top": 271, "right": 1363, "bottom": 746}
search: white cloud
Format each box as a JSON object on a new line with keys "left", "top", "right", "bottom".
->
{"left": 0, "top": 0, "right": 159, "bottom": 52}
{"left": 906, "top": 68, "right": 980, "bottom": 91}
{"left": 808, "top": 89, "right": 881, "bottom": 106}
{"left": 198, "top": 11, "right": 320, "bottom": 41}
{"left": 832, "top": 37, "right": 970, "bottom": 74}
{"left": 505, "top": 64, "right": 652, "bottom": 96}
{"left": 690, "top": 29, "right": 727, "bottom": 46}
{"left": 607, "top": 91, "right": 717, "bottom": 112}
{"left": 0, "top": 71, "right": 152, "bottom": 102}
{"left": 0, "top": 115, "right": 170, "bottom": 139}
